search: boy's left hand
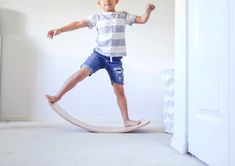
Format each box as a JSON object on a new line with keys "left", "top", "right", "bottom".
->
{"left": 146, "top": 3, "right": 155, "bottom": 13}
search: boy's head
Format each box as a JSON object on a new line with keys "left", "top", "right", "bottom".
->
{"left": 98, "top": 0, "right": 119, "bottom": 12}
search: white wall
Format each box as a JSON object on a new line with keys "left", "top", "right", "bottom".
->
{"left": 0, "top": 0, "right": 174, "bottom": 123}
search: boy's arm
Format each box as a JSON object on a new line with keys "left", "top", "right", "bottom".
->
{"left": 47, "top": 19, "right": 88, "bottom": 39}
{"left": 135, "top": 4, "right": 155, "bottom": 24}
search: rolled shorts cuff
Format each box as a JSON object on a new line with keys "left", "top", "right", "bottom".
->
{"left": 80, "top": 64, "right": 93, "bottom": 76}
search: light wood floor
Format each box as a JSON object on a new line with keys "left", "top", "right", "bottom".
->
{"left": 0, "top": 122, "right": 206, "bottom": 166}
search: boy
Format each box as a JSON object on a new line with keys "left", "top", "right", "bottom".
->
{"left": 46, "top": 0, "right": 155, "bottom": 127}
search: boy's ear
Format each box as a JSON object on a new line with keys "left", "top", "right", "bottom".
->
{"left": 98, "top": 0, "right": 100, "bottom": 5}
{"left": 115, "top": 0, "right": 119, "bottom": 4}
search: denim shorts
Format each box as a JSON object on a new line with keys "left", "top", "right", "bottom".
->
{"left": 81, "top": 50, "right": 124, "bottom": 85}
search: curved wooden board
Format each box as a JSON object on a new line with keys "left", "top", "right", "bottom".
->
{"left": 48, "top": 103, "right": 150, "bottom": 133}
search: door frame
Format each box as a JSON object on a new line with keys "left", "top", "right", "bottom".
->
{"left": 0, "top": 37, "right": 2, "bottom": 121}
{"left": 170, "top": 0, "right": 189, "bottom": 154}
{"left": 172, "top": 0, "right": 234, "bottom": 165}
{"left": 229, "top": 0, "right": 235, "bottom": 165}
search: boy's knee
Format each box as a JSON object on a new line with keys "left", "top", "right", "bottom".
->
{"left": 116, "top": 90, "right": 125, "bottom": 97}
{"left": 73, "top": 68, "right": 90, "bottom": 81}
{"left": 79, "top": 68, "right": 91, "bottom": 77}
{"left": 113, "top": 84, "right": 125, "bottom": 97}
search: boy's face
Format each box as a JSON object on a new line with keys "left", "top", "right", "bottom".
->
{"left": 98, "top": 0, "right": 119, "bottom": 12}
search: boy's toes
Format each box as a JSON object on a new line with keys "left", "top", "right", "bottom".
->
{"left": 45, "top": 95, "right": 58, "bottom": 104}
{"left": 125, "top": 120, "right": 141, "bottom": 127}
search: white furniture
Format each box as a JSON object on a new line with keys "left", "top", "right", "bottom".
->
{"left": 161, "top": 68, "right": 174, "bottom": 134}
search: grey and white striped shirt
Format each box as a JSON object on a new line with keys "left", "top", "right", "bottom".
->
{"left": 86, "top": 11, "right": 136, "bottom": 57}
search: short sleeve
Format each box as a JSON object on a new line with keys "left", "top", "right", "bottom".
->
{"left": 122, "top": 11, "right": 136, "bottom": 26}
{"left": 86, "top": 14, "right": 98, "bottom": 29}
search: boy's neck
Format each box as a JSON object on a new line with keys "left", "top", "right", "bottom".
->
{"left": 103, "top": 11, "right": 117, "bottom": 13}
{"left": 103, "top": 9, "right": 116, "bottom": 12}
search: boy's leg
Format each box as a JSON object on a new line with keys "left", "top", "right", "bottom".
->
{"left": 112, "top": 83, "right": 141, "bottom": 127}
{"left": 46, "top": 67, "right": 90, "bottom": 103}
{"left": 46, "top": 50, "right": 105, "bottom": 104}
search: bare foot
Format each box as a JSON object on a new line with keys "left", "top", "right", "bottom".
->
{"left": 124, "top": 120, "right": 141, "bottom": 127}
{"left": 45, "top": 95, "right": 60, "bottom": 104}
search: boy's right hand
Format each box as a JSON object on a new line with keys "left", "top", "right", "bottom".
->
{"left": 47, "top": 29, "right": 62, "bottom": 39}
{"left": 146, "top": 3, "right": 155, "bottom": 13}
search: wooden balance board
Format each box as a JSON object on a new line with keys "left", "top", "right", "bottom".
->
{"left": 48, "top": 103, "right": 150, "bottom": 133}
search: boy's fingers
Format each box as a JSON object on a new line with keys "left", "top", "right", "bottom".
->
{"left": 47, "top": 30, "right": 56, "bottom": 39}
{"left": 48, "top": 33, "right": 53, "bottom": 39}
{"left": 47, "top": 33, "right": 51, "bottom": 38}
{"left": 147, "top": 3, "right": 155, "bottom": 10}
{"left": 54, "top": 30, "right": 58, "bottom": 36}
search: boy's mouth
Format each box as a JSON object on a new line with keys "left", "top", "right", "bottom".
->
{"left": 105, "top": 3, "right": 111, "bottom": 7}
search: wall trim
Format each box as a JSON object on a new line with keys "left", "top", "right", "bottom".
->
{"left": 171, "top": 137, "right": 188, "bottom": 154}
{"left": 229, "top": 0, "right": 235, "bottom": 165}
{"left": 0, "top": 115, "right": 164, "bottom": 127}
{"left": 171, "top": 0, "right": 189, "bottom": 154}
{"left": 0, "top": 37, "right": 2, "bottom": 121}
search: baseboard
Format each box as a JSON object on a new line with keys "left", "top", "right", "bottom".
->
{"left": 0, "top": 115, "right": 163, "bottom": 127}
{"left": 171, "top": 137, "right": 188, "bottom": 154}
{"left": 0, "top": 115, "right": 62, "bottom": 122}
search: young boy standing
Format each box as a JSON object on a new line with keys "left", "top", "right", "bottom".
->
{"left": 46, "top": 0, "right": 155, "bottom": 127}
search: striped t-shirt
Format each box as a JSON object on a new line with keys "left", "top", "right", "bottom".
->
{"left": 86, "top": 11, "right": 136, "bottom": 57}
